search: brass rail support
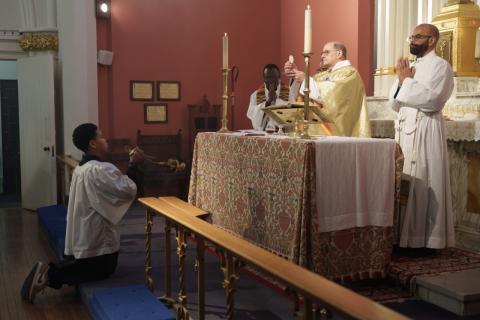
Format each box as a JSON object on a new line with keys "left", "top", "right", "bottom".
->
{"left": 304, "top": 298, "right": 313, "bottom": 320}
{"left": 196, "top": 237, "right": 205, "bottom": 320}
{"left": 221, "top": 251, "right": 239, "bottom": 320}
{"left": 145, "top": 208, "right": 154, "bottom": 292}
{"left": 176, "top": 227, "right": 189, "bottom": 320}
{"left": 160, "top": 220, "right": 175, "bottom": 306}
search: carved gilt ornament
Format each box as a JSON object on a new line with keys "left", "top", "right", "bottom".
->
{"left": 18, "top": 33, "right": 58, "bottom": 51}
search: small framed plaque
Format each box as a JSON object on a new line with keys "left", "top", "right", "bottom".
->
{"left": 130, "top": 80, "right": 154, "bottom": 101}
{"left": 157, "top": 81, "right": 181, "bottom": 101}
{"left": 144, "top": 103, "right": 168, "bottom": 123}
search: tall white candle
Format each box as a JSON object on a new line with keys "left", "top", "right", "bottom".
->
{"left": 223, "top": 33, "right": 229, "bottom": 69}
{"left": 304, "top": 5, "right": 312, "bottom": 53}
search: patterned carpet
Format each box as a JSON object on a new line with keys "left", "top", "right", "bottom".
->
{"left": 244, "top": 247, "right": 480, "bottom": 305}
{"left": 387, "top": 247, "right": 480, "bottom": 290}
{"left": 243, "top": 264, "right": 414, "bottom": 304}
{"left": 345, "top": 247, "right": 480, "bottom": 303}
{"left": 343, "top": 279, "right": 414, "bottom": 303}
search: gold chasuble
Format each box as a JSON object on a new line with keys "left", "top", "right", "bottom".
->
{"left": 310, "top": 66, "right": 371, "bottom": 137}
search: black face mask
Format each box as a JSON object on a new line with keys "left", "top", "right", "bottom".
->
{"left": 410, "top": 42, "right": 429, "bottom": 57}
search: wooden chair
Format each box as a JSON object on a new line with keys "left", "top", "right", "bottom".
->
{"left": 136, "top": 129, "right": 188, "bottom": 199}
{"left": 187, "top": 96, "right": 221, "bottom": 159}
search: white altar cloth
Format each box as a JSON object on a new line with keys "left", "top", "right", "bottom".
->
{"left": 314, "top": 137, "right": 397, "bottom": 233}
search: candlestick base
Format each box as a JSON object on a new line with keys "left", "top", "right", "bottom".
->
{"left": 217, "top": 128, "right": 231, "bottom": 133}
{"left": 293, "top": 119, "right": 312, "bottom": 139}
{"left": 293, "top": 119, "right": 302, "bottom": 138}
{"left": 300, "top": 120, "right": 312, "bottom": 139}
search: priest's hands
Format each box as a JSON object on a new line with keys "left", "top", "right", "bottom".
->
{"left": 396, "top": 58, "right": 415, "bottom": 85}
{"left": 284, "top": 61, "right": 305, "bottom": 83}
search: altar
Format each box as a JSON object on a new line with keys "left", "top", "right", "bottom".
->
{"left": 188, "top": 132, "right": 403, "bottom": 280}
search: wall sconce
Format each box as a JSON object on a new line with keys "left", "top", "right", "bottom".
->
{"left": 95, "top": 0, "right": 111, "bottom": 19}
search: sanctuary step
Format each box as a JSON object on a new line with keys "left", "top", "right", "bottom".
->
{"left": 415, "top": 268, "right": 480, "bottom": 316}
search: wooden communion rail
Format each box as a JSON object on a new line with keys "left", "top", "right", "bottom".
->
{"left": 139, "top": 196, "right": 409, "bottom": 320}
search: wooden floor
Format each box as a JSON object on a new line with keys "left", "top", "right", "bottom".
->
{"left": 0, "top": 207, "right": 91, "bottom": 320}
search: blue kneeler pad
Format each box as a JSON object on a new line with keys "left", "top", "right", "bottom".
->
{"left": 90, "top": 285, "right": 175, "bottom": 320}
{"left": 37, "top": 205, "right": 67, "bottom": 258}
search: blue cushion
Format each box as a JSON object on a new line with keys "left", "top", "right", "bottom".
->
{"left": 89, "top": 285, "right": 175, "bottom": 320}
{"left": 37, "top": 205, "right": 67, "bottom": 259}
{"left": 89, "top": 295, "right": 108, "bottom": 320}
{"left": 37, "top": 204, "right": 67, "bottom": 221}
{"left": 55, "top": 238, "right": 66, "bottom": 259}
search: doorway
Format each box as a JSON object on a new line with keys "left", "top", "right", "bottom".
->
{"left": 0, "top": 79, "right": 21, "bottom": 207}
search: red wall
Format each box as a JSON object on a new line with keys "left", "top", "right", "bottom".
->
{"left": 357, "top": 0, "right": 375, "bottom": 95}
{"left": 97, "top": 0, "right": 374, "bottom": 160}
{"left": 97, "top": 0, "right": 282, "bottom": 158}
{"left": 280, "top": 0, "right": 374, "bottom": 95}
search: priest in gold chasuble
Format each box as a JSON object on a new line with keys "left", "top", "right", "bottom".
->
{"left": 285, "top": 42, "right": 371, "bottom": 137}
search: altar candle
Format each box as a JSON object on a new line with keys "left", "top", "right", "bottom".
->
{"left": 304, "top": 5, "right": 312, "bottom": 53}
{"left": 223, "top": 33, "right": 229, "bottom": 69}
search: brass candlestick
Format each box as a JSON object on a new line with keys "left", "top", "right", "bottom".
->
{"left": 301, "top": 52, "right": 312, "bottom": 139}
{"left": 218, "top": 68, "right": 231, "bottom": 133}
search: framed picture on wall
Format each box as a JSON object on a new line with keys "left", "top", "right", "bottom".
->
{"left": 130, "top": 80, "right": 154, "bottom": 101}
{"left": 144, "top": 103, "right": 168, "bottom": 123}
{"left": 157, "top": 81, "right": 181, "bottom": 101}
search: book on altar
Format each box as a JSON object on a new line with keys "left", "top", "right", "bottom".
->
{"left": 262, "top": 102, "right": 334, "bottom": 127}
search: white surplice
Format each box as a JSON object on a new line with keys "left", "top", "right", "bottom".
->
{"left": 246, "top": 84, "right": 289, "bottom": 131}
{"left": 65, "top": 160, "right": 137, "bottom": 259}
{"left": 387, "top": 50, "right": 455, "bottom": 249}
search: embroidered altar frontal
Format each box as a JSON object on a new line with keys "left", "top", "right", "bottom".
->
{"left": 189, "top": 133, "right": 403, "bottom": 280}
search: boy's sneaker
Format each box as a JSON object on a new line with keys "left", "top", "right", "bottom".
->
{"left": 21, "top": 261, "right": 49, "bottom": 303}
